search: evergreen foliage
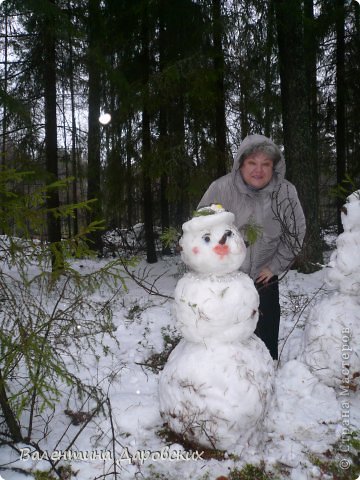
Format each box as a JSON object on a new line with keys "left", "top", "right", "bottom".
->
{"left": 0, "top": 165, "right": 133, "bottom": 455}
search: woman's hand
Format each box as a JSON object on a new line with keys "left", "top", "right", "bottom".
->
{"left": 256, "top": 267, "right": 273, "bottom": 284}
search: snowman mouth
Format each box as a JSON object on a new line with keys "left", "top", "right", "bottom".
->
{"left": 213, "top": 244, "right": 229, "bottom": 258}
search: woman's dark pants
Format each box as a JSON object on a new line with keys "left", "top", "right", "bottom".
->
{"left": 254, "top": 276, "right": 280, "bottom": 360}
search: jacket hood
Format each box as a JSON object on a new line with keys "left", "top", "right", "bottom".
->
{"left": 232, "top": 134, "right": 286, "bottom": 190}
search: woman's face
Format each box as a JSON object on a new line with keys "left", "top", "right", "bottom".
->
{"left": 240, "top": 152, "right": 274, "bottom": 189}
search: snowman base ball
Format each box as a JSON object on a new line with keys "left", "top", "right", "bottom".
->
{"left": 303, "top": 293, "right": 360, "bottom": 389}
{"left": 159, "top": 336, "right": 274, "bottom": 451}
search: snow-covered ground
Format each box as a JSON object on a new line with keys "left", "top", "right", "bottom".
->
{"left": 0, "top": 253, "right": 359, "bottom": 480}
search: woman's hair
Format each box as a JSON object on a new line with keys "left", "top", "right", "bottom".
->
{"left": 238, "top": 141, "right": 281, "bottom": 167}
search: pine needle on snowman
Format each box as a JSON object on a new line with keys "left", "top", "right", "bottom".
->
{"left": 158, "top": 204, "right": 274, "bottom": 451}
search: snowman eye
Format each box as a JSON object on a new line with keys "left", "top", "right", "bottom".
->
{"left": 202, "top": 234, "right": 211, "bottom": 243}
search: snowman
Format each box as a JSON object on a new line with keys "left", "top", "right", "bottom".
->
{"left": 303, "top": 190, "right": 360, "bottom": 389}
{"left": 158, "top": 205, "right": 274, "bottom": 451}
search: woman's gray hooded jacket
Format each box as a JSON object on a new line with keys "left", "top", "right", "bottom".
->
{"left": 198, "top": 134, "right": 306, "bottom": 280}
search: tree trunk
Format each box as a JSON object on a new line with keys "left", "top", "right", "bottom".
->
{"left": 159, "top": 106, "right": 171, "bottom": 255}
{"left": 304, "top": 0, "right": 319, "bottom": 180}
{"left": 2, "top": 3, "right": 9, "bottom": 167}
{"left": 87, "top": 0, "right": 103, "bottom": 253}
{"left": 0, "top": 368, "right": 23, "bottom": 442}
{"left": 141, "top": 1, "right": 157, "bottom": 264}
{"left": 158, "top": 0, "right": 171, "bottom": 254}
{"left": 351, "top": 1, "right": 360, "bottom": 180}
{"left": 172, "top": 95, "right": 189, "bottom": 227}
{"left": 126, "top": 118, "right": 134, "bottom": 229}
{"left": 60, "top": 92, "right": 72, "bottom": 237}
{"left": 240, "top": 74, "right": 249, "bottom": 138}
{"left": 335, "top": 0, "right": 346, "bottom": 234}
{"left": 43, "top": 1, "right": 63, "bottom": 270}
{"left": 67, "top": 2, "right": 79, "bottom": 236}
{"left": 212, "top": 0, "right": 227, "bottom": 177}
{"left": 303, "top": 0, "right": 320, "bottom": 240}
{"left": 264, "top": 1, "right": 275, "bottom": 138}
{"left": 274, "top": 0, "right": 323, "bottom": 272}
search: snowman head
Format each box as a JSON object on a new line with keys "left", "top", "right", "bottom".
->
{"left": 341, "top": 190, "right": 360, "bottom": 232}
{"left": 179, "top": 204, "right": 246, "bottom": 275}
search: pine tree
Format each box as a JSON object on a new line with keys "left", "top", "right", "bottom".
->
{"left": 335, "top": 0, "right": 346, "bottom": 234}
{"left": 42, "top": 0, "right": 63, "bottom": 269}
{"left": 274, "top": 0, "right": 323, "bottom": 271}
{"left": 141, "top": 0, "right": 157, "bottom": 263}
{"left": 212, "top": 0, "right": 227, "bottom": 178}
{"left": 87, "top": 0, "right": 103, "bottom": 253}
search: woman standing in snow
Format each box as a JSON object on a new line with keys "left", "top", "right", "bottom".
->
{"left": 198, "top": 134, "right": 306, "bottom": 359}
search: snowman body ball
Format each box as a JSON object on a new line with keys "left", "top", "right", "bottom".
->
{"left": 158, "top": 205, "right": 274, "bottom": 451}
{"left": 303, "top": 190, "right": 360, "bottom": 388}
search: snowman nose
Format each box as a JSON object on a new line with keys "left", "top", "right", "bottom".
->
{"left": 213, "top": 244, "right": 229, "bottom": 257}
{"left": 219, "top": 230, "right": 232, "bottom": 245}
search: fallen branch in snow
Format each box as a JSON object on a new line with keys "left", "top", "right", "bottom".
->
{"left": 106, "top": 396, "right": 121, "bottom": 480}
{"left": 277, "top": 283, "right": 326, "bottom": 365}
{"left": 119, "top": 256, "right": 174, "bottom": 300}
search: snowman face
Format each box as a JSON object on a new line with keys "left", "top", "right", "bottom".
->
{"left": 341, "top": 190, "right": 360, "bottom": 232}
{"left": 180, "top": 222, "right": 246, "bottom": 274}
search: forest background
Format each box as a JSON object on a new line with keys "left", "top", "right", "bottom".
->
{"left": 0, "top": 0, "right": 359, "bottom": 269}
